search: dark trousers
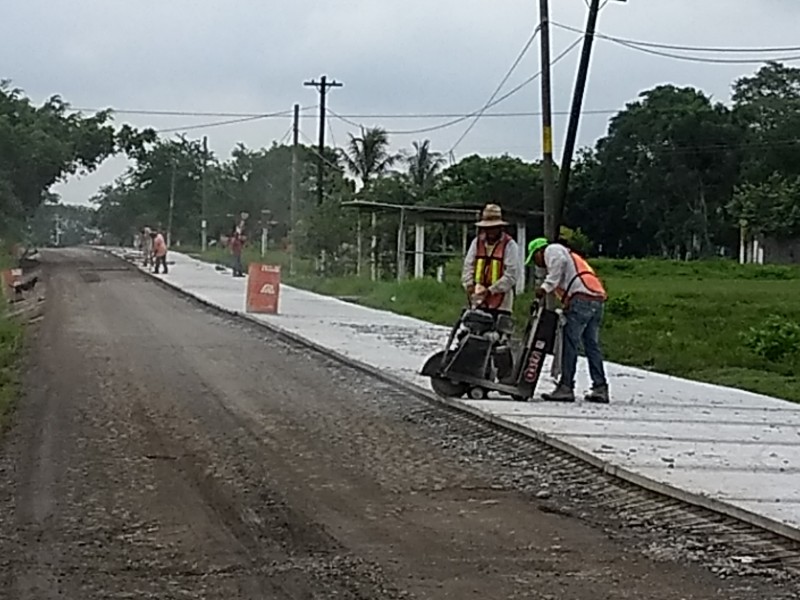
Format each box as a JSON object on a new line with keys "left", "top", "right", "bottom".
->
{"left": 154, "top": 255, "right": 168, "bottom": 274}
{"left": 231, "top": 253, "right": 244, "bottom": 277}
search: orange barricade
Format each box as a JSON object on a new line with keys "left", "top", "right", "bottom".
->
{"left": 1, "top": 269, "right": 22, "bottom": 299}
{"left": 245, "top": 263, "right": 281, "bottom": 314}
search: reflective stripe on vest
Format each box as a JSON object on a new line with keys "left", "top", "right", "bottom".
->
{"left": 474, "top": 234, "right": 511, "bottom": 309}
{"left": 556, "top": 251, "right": 607, "bottom": 301}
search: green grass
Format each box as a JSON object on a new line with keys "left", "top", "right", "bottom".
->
{"left": 0, "top": 249, "right": 23, "bottom": 427}
{"left": 189, "top": 248, "right": 800, "bottom": 402}
{"left": 0, "top": 311, "right": 22, "bottom": 426}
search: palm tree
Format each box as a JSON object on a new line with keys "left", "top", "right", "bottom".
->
{"left": 406, "top": 139, "right": 445, "bottom": 203}
{"left": 340, "top": 127, "right": 400, "bottom": 192}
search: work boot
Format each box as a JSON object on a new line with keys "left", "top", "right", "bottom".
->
{"left": 541, "top": 384, "right": 575, "bottom": 403}
{"left": 585, "top": 384, "right": 610, "bottom": 404}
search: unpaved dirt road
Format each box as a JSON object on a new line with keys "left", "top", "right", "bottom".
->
{"left": 0, "top": 248, "right": 795, "bottom": 599}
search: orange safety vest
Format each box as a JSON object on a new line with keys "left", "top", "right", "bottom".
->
{"left": 555, "top": 250, "right": 607, "bottom": 303}
{"left": 474, "top": 233, "right": 512, "bottom": 309}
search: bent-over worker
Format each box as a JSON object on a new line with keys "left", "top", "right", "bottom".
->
{"left": 526, "top": 238, "right": 609, "bottom": 403}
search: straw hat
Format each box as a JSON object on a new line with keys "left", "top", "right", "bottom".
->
{"left": 475, "top": 204, "right": 509, "bottom": 228}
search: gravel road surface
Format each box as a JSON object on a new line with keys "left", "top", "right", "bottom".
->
{"left": 0, "top": 248, "right": 795, "bottom": 599}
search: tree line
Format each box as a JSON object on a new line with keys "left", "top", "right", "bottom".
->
{"left": 3, "top": 62, "right": 800, "bottom": 266}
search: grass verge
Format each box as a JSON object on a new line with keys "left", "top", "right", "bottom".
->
{"left": 188, "top": 247, "right": 800, "bottom": 403}
{"left": 0, "top": 251, "right": 23, "bottom": 427}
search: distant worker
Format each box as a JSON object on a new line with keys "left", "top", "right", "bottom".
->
{"left": 526, "top": 238, "right": 609, "bottom": 403}
{"left": 462, "top": 204, "right": 521, "bottom": 315}
{"left": 153, "top": 229, "right": 168, "bottom": 274}
{"left": 229, "top": 227, "right": 245, "bottom": 278}
{"left": 142, "top": 227, "right": 154, "bottom": 267}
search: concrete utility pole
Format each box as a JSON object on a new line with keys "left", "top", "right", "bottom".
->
{"left": 290, "top": 103, "right": 300, "bottom": 276}
{"left": 556, "top": 0, "right": 626, "bottom": 230}
{"left": 201, "top": 135, "right": 208, "bottom": 252}
{"left": 539, "top": 0, "right": 557, "bottom": 243}
{"left": 167, "top": 159, "right": 176, "bottom": 248}
{"left": 304, "top": 75, "right": 343, "bottom": 205}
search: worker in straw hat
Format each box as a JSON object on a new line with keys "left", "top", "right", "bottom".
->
{"left": 461, "top": 203, "right": 521, "bottom": 316}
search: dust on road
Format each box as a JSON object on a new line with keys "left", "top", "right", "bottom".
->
{"left": 0, "top": 248, "right": 795, "bottom": 599}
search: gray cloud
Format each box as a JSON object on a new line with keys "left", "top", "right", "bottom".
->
{"left": 2, "top": 0, "right": 799, "bottom": 205}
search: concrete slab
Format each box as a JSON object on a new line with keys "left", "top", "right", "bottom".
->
{"left": 110, "top": 248, "right": 800, "bottom": 536}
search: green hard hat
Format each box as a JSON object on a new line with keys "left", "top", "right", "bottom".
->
{"left": 525, "top": 237, "right": 548, "bottom": 265}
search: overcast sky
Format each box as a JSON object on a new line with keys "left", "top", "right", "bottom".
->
{"left": 2, "top": 0, "right": 799, "bottom": 206}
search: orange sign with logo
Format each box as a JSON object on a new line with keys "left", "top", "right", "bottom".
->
{"left": 246, "top": 263, "right": 281, "bottom": 314}
{"left": 1, "top": 269, "right": 21, "bottom": 298}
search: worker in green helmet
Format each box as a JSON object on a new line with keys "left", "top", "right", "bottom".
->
{"left": 526, "top": 237, "right": 609, "bottom": 403}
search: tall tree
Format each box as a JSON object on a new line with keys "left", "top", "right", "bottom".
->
{"left": 590, "top": 85, "right": 741, "bottom": 257}
{"left": 431, "top": 154, "right": 544, "bottom": 214}
{"left": 340, "top": 127, "right": 399, "bottom": 192}
{"left": 0, "top": 81, "right": 154, "bottom": 232}
{"left": 405, "top": 139, "right": 444, "bottom": 203}
{"left": 733, "top": 62, "right": 800, "bottom": 184}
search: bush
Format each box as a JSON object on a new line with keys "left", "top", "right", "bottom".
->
{"left": 606, "top": 293, "right": 634, "bottom": 318}
{"left": 742, "top": 316, "right": 800, "bottom": 361}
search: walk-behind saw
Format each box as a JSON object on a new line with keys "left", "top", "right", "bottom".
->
{"left": 421, "top": 296, "right": 562, "bottom": 401}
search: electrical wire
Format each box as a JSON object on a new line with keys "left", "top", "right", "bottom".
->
{"left": 329, "top": 36, "right": 583, "bottom": 137}
{"left": 552, "top": 21, "right": 800, "bottom": 57}
{"left": 447, "top": 25, "right": 541, "bottom": 154}
{"left": 154, "top": 109, "right": 298, "bottom": 134}
{"left": 70, "top": 106, "right": 709, "bottom": 122}
{"left": 298, "top": 130, "right": 345, "bottom": 171}
{"left": 72, "top": 106, "right": 316, "bottom": 118}
{"left": 155, "top": 115, "right": 270, "bottom": 134}
{"left": 278, "top": 123, "right": 294, "bottom": 145}
{"left": 610, "top": 38, "right": 800, "bottom": 65}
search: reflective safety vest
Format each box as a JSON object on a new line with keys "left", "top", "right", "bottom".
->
{"left": 556, "top": 251, "right": 607, "bottom": 303}
{"left": 474, "top": 233, "right": 512, "bottom": 309}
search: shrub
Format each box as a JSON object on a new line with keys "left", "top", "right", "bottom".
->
{"left": 742, "top": 316, "right": 800, "bottom": 361}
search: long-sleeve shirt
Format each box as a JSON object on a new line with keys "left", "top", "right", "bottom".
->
{"left": 540, "top": 243, "right": 602, "bottom": 299}
{"left": 461, "top": 236, "right": 521, "bottom": 312}
{"left": 153, "top": 234, "right": 168, "bottom": 257}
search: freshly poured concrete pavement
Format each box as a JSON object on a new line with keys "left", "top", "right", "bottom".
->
{"left": 114, "top": 249, "right": 800, "bottom": 535}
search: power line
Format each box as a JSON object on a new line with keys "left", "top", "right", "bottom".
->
{"left": 552, "top": 21, "right": 800, "bottom": 59}
{"left": 154, "top": 110, "right": 296, "bottom": 134}
{"left": 298, "top": 130, "right": 344, "bottom": 172}
{"left": 71, "top": 106, "right": 713, "bottom": 122}
{"left": 156, "top": 114, "right": 275, "bottom": 134}
{"left": 448, "top": 25, "right": 541, "bottom": 154}
{"left": 72, "top": 106, "right": 316, "bottom": 118}
{"left": 330, "top": 36, "right": 584, "bottom": 137}
{"left": 611, "top": 39, "right": 800, "bottom": 65}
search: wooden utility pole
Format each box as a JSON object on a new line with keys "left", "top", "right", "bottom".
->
{"left": 304, "top": 75, "right": 343, "bottom": 205}
{"left": 539, "top": 0, "right": 557, "bottom": 243}
{"left": 290, "top": 103, "right": 300, "bottom": 275}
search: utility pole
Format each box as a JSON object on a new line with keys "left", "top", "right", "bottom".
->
{"left": 201, "top": 135, "right": 208, "bottom": 252}
{"left": 290, "top": 103, "right": 300, "bottom": 276}
{"left": 167, "top": 158, "right": 176, "bottom": 248}
{"left": 556, "top": 0, "right": 625, "bottom": 230}
{"left": 539, "top": 0, "right": 557, "bottom": 243}
{"left": 304, "top": 75, "right": 343, "bottom": 205}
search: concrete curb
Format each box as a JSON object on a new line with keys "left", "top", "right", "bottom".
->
{"left": 104, "top": 248, "right": 800, "bottom": 545}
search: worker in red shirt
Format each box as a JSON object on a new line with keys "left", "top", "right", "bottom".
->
{"left": 153, "top": 229, "right": 168, "bottom": 274}
{"left": 230, "top": 227, "right": 245, "bottom": 277}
